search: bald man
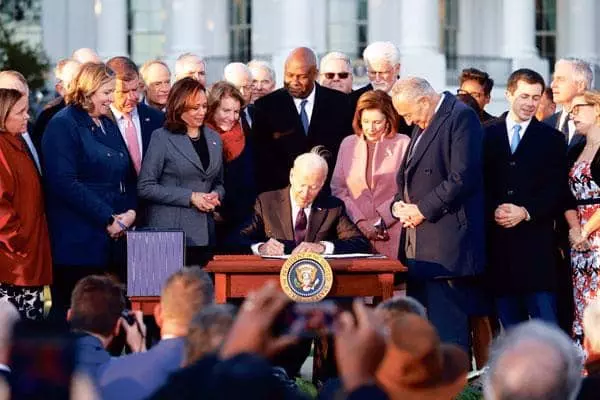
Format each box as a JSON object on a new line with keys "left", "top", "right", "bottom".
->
{"left": 71, "top": 48, "right": 101, "bottom": 64}
{"left": 223, "top": 62, "right": 254, "bottom": 135}
{"left": 232, "top": 149, "right": 369, "bottom": 256}
{"left": 32, "top": 59, "right": 81, "bottom": 149}
{"left": 252, "top": 47, "right": 352, "bottom": 194}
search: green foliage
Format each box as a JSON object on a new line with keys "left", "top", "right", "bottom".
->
{"left": 0, "top": 18, "right": 50, "bottom": 92}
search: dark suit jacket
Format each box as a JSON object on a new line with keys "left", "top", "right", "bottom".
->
{"left": 484, "top": 115, "right": 567, "bottom": 294}
{"left": 74, "top": 333, "right": 111, "bottom": 381}
{"left": 42, "top": 105, "right": 137, "bottom": 266}
{"left": 138, "top": 127, "right": 225, "bottom": 247}
{"left": 230, "top": 187, "right": 371, "bottom": 254}
{"left": 394, "top": 93, "right": 485, "bottom": 279}
{"left": 32, "top": 97, "right": 66, "bottom": 152}
{"left": 98, "top": 337, "right": 185, "bottom": 400}
{"left": 544, "top": 110, "right": 586, "bottom": 155}
{"left": 252, "top": 84, "right": 353, "bottom": 193}
{"left": 137, "top": 103, "right": 165, "bottom": 156}
{"left": 349, "top": 84, "right": 414, "bottom": 137}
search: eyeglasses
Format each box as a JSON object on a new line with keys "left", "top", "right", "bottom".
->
{"left": 570, "top": 103, "right": 594, "bottom": 116}
{"left": 367, "top": 69, "right": 394, "bottom": 79}
{"left": 323, "top": 72, "right": 350, "bottom": 80}
{"left": 457, "top": 89, "right": 485, "bottom": 100}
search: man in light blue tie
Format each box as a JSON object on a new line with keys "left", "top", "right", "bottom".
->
{"left": 483, "top": 69, "right": 567, "bottom": 329}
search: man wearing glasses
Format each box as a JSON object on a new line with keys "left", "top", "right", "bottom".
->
{"left": 350, "top": 41, "right": 413, "bottom": 137}
{"left": 457, "top": 68, "right": 496, "bottom": 123}
{"left": 319, "top": 52, "right": 353, "bottom": 94}
{"left": 174, "top": 53, "right": 207, "bottom": 86}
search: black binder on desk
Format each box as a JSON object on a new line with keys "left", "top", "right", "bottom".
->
{"left": 126, "top": 229, "right": 185, "bottom": 296}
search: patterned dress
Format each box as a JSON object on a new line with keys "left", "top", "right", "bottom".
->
{"left": 570, "top": 160, "right": 600, "bottom": 344}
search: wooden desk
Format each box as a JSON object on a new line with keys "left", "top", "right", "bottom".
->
{"left": 130, "top": 255, "right": 406, "bottom": 312}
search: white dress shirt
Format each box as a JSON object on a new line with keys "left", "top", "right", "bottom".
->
{"left": 251, "top": 189, "right": 334, "bottom": 255}
{"left": 292, "top": 85, "right": 316, "bottom": 125}
{"left": 110, "top": 105, "right": 144, "bottom": 158}
{"left": 558, "top": 109, "right": 576, "bottom": 143}
{"left": 21, "top": 132, "right": 41, "bottom": 174}
{"left": 505, "top": 115, "right": 533, "bottom": 148}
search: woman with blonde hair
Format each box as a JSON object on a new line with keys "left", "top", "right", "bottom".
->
{"left": 331, "top": 90, "right": 410, "bottom": 259}
{"left": 0, "top": 88, "right": 52, "bottom": 319}
{"left": 42, "top": 62, "right": 137, "bottom": 319}
{"left": 565, "top": 90, "right": 600, "bottom": 347}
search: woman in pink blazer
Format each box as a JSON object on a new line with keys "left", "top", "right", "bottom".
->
{"left": 332, "top": 90, "right": 410, "bottom": 259}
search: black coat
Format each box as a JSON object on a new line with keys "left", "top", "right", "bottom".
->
{"left": 349, "top": 84, "right": 414, "bottom": 137}
{"left": 544, "top": 110, "right": 586, "bottom": 157}
{"left": 32, "top": 97, "right": 66, "bottom": 155}
{"left": 484, "top": 115, "right": 568, "bottom": 294}
{"left": 252, "top": 84, "right": 352, "bottom": 194}
{"left": 394, "top": 93, "right": 486, "bottom": 279}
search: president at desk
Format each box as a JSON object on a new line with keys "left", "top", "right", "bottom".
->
{"left": 231, "top": 149, "right": 371, "bottom": 256}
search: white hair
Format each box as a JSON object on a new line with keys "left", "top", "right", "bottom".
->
{"left": 556, "top": 58, "right": 594, "bottom": 89}
{"left": 584, "top": 299, "right": 600, "bottom": 352}
{"left": 175, "top": 53, "right": 205, "bottom": 79}
{"left": 247, "top": 59, "right": 276, "bottom": 82}
{"left": 293, "top": 147, "right": 329, "bottom": 176}
{"left": 71, "top": 48, "right": 100, "bottom": 64}
{"left": 375, "top": 296, "right": 427, "bottom": 318}
{"left": 223, "top": 62, "right": 252, "bottom": 82}
{"left": 320, "top": 52, "right": 352, "bottom": 71}
{"left": 484, "top": 320, "right": 582, "bottom": 400}
{"left": 139, "top": 59, "right": 171, "bottom": 84}
{"left": 363, "top": 41, "right": 400, "bottom": 67}
{"left": 390, "top": 76, "right": 437, "bottom": 103}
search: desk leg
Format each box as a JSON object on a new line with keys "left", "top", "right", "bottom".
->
{"left": 378, "top": 273, "right": 394, "bottom": 300}
{"left": 214, "top": 273, "right": 229, "bottom": 304}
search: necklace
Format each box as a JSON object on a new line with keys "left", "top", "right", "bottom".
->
{"left": 189, "top": 134, "right": 201, "bottom": 142}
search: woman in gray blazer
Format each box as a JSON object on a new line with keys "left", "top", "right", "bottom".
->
{"left": 138, "top": 78, "right": 224, "bottom": 266}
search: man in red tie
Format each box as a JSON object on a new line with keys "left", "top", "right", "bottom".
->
{"left": 231, "top": 148, "right": 370, "bottom": 256}
{"left": 106, "top": 57, "right": 165, "bottom": 176}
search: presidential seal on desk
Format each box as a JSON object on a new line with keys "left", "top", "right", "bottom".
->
{"left": 280, "top": 253, "right": 333, "bottom": 302}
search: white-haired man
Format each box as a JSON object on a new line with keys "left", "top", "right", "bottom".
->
{"left": 390, "top": 77, "right": 485, "bottom": 353}
{"left": 247, "top": 60, "right": 276, "bottom": 102}
{"left": 547, "top": 58, "right": 593, "bottom": 151}
{"left": 484, "top": 320, "right": 582, "bottom": 400}
{"left": 233, "top": 149, "right": 370, "bottom": 256}
{"left": 32, "top": 59, "right": 81, "bottom": 147}
{"left": 350, "top": 41, "right": 412, "bottom": 136}
{"left": 139, "top": 59, "right": 171, "bottom": 112}
{"left": 319, "top": 52, "right": 353, "bottom": 94}
{"left": 223, "top": 62, "right": 254, "bottom": 133}
{"left": 174, "top": 53, "right": 206, "bottom": 86}
{"left": 71, "top": 48, "right": 101, "bottom": 64}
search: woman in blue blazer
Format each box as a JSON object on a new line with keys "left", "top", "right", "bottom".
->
{"left": 42, "top": 63, "right": 137, "bottom": 319}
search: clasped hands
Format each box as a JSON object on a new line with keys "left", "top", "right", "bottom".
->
{"left": 106, "top": 209, "right": 136, "bottom": 239}
{"left": 494, "top": 203, "right": 528, "bottom": 228}
{"left": 391, "top": 201, "right": 425, "bottom": 228}
{"left": 258, "top": 238, "right": 325, "bottom": 256}
{"left": 191, "top": 191, "right": 220, "bottom": 213}
{"left": 569, "top": 226, "right": 591, "bottom": 252}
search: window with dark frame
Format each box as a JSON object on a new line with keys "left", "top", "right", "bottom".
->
{"left": 229, "top": 0, "right": 252, "bottom": 62}
{"left": 535, "top": 0, "right": 557, "bottom": 71}
{"left": 441, "top": 0, "right": 459, "bottom": 71}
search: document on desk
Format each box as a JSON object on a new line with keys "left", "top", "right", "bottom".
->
{"left": 261, "top": 253, "right": 385, "bottom": 260}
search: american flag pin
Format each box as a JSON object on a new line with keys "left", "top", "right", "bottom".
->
{"left": 145, "top": 117, "right": 150, "bottom": 122}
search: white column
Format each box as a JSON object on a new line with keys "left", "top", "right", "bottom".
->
{"left": 502, "top": 0, "right": 548, "bottom": 81}
{"left": 42, "top": 0, "right": 68, "bottom": 64}
{"left": 367, "top": 0, "right": 402, "bottom": 46}
{"left": 95, "top": 0, "right": 128, "bottom": 60}
{"left": 271, "top": 0, "right": 317, "bottom": 87}
{"left": 397, "top": 0, "right": 446, "bottom": 90}
{"left": 566, "top": 0, "right": 596, "bottom": 63}
{"left": 66, "top": 0, "right": 97, "bottom": 57}
{"left": 327, "top": 0, "right": 358, "bottom": 56}
{"left": 166, "top": 0, "right": 204, "bottom": 62}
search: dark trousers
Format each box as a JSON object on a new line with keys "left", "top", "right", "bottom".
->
{"left": 407, "top": 278, "right": 470, "bottom": 352}
{"left": 496, "top": 291, "right": 558, "bottom": 329}
{"left": 185, "top": 246, "right": 213, "bottom": 267}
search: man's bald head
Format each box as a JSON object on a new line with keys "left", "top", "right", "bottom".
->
{"left": 223, "top": 62, "right": 253, "bottom": 105}
{"left": 0, "top": 70, "right": 29, "bottom": 99}
{"left": 72, "top": 48, "right": 101, "bottom": 64}
{"left": 284, "top": 47, "right": 318, "bottom": 99}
